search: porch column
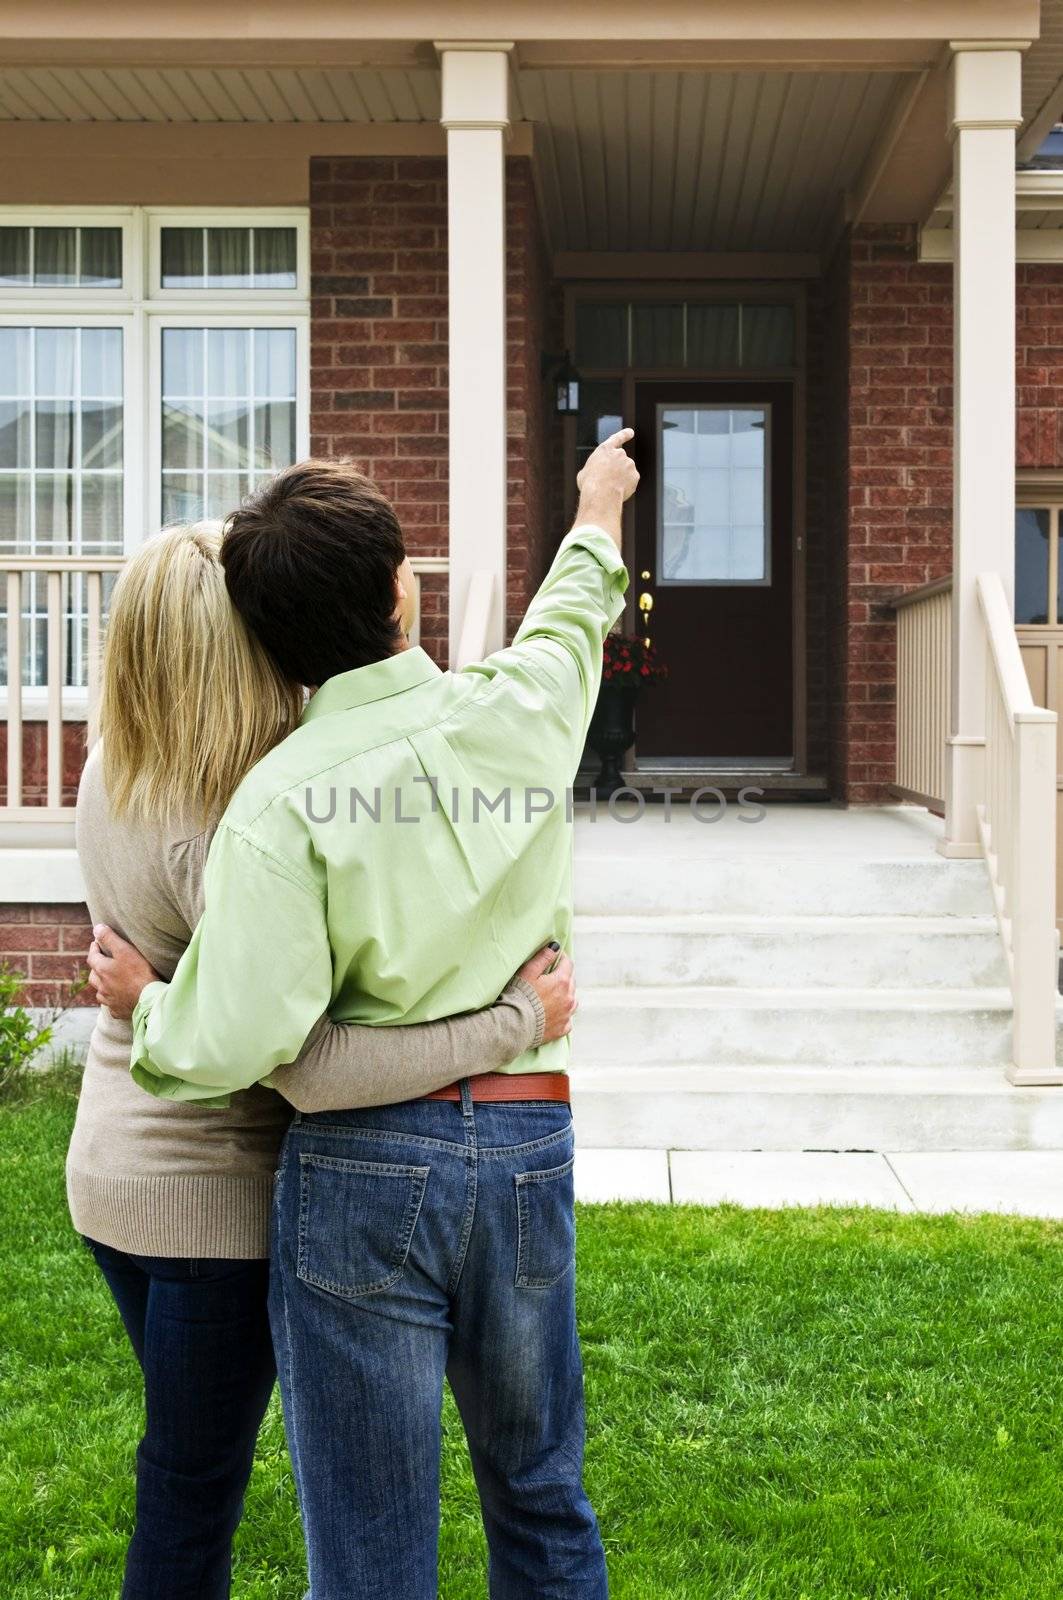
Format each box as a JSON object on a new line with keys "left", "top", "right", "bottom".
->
{"left": 438, "top": 42, "right": 512, "bottom": 666}
{"left": 942, "top": 44, "right": 1023, "bottom": 854}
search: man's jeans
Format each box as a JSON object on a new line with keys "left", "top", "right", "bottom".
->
{"left": 269, "top": 1087, "right": 607, "bottom": 1600}
{"left": 84, "top": 1238, "right": 276, "bottom": 1600}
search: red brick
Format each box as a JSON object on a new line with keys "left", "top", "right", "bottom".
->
{"left": 0, "top": 924, "right": 60, "bottom": 951}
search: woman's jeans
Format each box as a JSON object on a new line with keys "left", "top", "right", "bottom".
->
{"left": 269, "top": 1089, "right": 608, "bottom": 1600}
{"left": 84, "top": 1238, "right": 276, "bottom": 1600}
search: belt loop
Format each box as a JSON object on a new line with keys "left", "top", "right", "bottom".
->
{"left": 459, "top": 1078, "right": 475, "bottom": 1120}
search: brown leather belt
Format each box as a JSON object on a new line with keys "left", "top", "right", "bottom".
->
{"left": 423, "top": 1072, "right": 570, "bottom": 1105}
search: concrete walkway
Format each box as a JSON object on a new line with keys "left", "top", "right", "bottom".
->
{"left": 575, "top": 1147, "right": 1063, "bottom": 1217}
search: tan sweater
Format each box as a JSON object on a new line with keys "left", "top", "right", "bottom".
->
{"left": 66, "top": 746, "right": 544, "bottom": 1260}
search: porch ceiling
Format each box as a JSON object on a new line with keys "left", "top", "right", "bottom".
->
{"left": 513, "top": 69, "right": 903, "bottom": 253}
{"left": 0, "top": 60, "right": 906, "bottom": 254}
{"left": 0, "top": 64, "right": 441, "bottom": 120}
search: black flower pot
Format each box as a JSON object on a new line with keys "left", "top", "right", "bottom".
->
{"left": 588, "top": 684, "right": 637, "bottom": 799}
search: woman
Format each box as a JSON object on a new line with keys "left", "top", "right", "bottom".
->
{"left": 66, "top": 522, "right": 576, "bottom": 1600}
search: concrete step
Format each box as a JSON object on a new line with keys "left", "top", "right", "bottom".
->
{"left": 570, "top": 1063, "right": 1063, "bottom": 1152}
{"left": 573, "top": 913, "right": 1008, "bottom": 990}
{"left": 576, "top": 985, "right": 1015, "bottom": 1068}
{"left": 574, "top": 854, "right": 993, "bottom": 918}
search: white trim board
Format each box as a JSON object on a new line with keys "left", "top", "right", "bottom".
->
{"left": 0, "top": 847, "right": 85, "bottom": 902}
{"left": 919, "top": 227, "right": 1063, "bottom": 262}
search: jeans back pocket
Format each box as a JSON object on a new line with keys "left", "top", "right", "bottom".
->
{"left": 297, "top": 1152, "right": 429, "bottom": 1300}
{"left": 514, "top": 1156, "right": 576, "bottom": 1289}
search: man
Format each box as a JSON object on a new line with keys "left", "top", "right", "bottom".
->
{"left": 89, "top": 429, "right": 638, "bottom": 1599}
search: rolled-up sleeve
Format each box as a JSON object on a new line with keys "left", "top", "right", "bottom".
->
{"left": 463, "top": 524, "right": 628, "bottom": 770}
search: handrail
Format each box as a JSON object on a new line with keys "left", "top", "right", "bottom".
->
{"left": 1, "top": 557, "right": 126, "bottom": 573}
{"left": 975, "top": 570, "right": 1059, "bottom": 1085}
{"left": 887, "top": 575, "right": 953, "bottom": 610}
{"left": 977, "top": 571, "right": 1038, "bottom": 722}
{"left": 455, "top": 570, "right": 495, "bottom": 669}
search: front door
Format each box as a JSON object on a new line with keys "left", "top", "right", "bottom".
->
{"left": 632, "top": 380, "right": 794, "bottom": 765}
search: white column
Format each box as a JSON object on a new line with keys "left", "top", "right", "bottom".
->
{"left": 438, "top": 42, "right": 512, "bottom": 666}
{"left": 942, "top": 45, "right": 1023, "bottom": 854}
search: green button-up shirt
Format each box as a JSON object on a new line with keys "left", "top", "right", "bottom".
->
{"left": 130, "top": 524, "right": 627, "bottom": 1103}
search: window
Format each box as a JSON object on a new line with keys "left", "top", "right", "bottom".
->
{"left": 160, "top": 226, "right": 298, "bottom": 290}
{"left": 160, "top": 327, "right": 297, "bottom": 522}
{"left": 1015, "top": 496, "right": 1063, "bottom": 626}
{"left": 658, "top": 404, "right": 770, "bottom": 586}
{"left": 574, "top": 298, "right": 796, "bottom": 372}
{"left": 0, "top": 224, "right": 122, "bottom": 288}
{"left": 0, "top": 207, "right": 308, "bottom": 694}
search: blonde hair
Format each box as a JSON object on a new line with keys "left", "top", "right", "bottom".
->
{"left": 100, "top": 522, "right": 304, "bottom": 825}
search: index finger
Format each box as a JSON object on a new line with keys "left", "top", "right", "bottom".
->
{"left": 601, "top": 427, "right": 634, "bottom": 448}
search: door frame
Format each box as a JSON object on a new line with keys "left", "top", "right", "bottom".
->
{"left": 562, "top": 280, "right": 808, "bottom": 775}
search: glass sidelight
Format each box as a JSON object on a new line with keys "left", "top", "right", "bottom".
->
{"left": 1015, "top": 505, "right": 1057, "bottom": 625}
{"left": 657, "top": 403, "right": 769, "bottom": 585}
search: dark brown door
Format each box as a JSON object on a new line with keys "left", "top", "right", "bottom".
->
{"left": 632, "top": 380, "right": 794, "bottom": 762}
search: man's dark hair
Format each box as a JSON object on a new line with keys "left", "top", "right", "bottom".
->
{"left": 222, "top": 460, "right": 407, "bottom": 686}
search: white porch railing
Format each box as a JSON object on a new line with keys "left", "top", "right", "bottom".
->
{"left": 1, "top": 554, "right": 450, "bottom": 842}
{"left": 892, "top": 577, "right": 952, "bottom": 812}
{"left": 975, "top": 572, "right": 1060, "bottom": 1084}
{"left": 3, "top": 557, "right": 125, "bottom": 830}
{"left": 893, "top": 571, "right": 1060, "bottom": 1085}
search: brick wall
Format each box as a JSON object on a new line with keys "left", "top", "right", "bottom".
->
{"left": 0, "top": 724, "right": 87, "bottom": 807}
{"left": 309, "top": 153, "right": 552, "bottom": 665}
{"left": 834, "top": 226, "right": 1063, "bottom": 802}
{"left": 842, "top": 225, "right": 954, "bottom": 802}
{"left": 0, "top": 903, "right": 95, "bottom": 1008}
{"left": 1017, "top": 263, "right": 1063, "bottom": 465}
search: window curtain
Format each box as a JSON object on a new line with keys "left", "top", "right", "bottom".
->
{"left": 254, "top": 229, "right": 297, "bottom": 288}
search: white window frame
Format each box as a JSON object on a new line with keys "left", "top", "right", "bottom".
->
{"left": 0, "top": 204, "right": 310, "bottom": 714}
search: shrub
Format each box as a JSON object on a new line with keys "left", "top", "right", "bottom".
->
{"left": 0, "top": 965, "right": 53, "bottom": 1100}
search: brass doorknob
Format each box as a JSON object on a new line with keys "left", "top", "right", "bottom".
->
{"left": 638, "top": 591, "right": 654, "bottom": 615}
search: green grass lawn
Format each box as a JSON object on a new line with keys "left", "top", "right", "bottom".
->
{"left": 4, "top": 1077, "right": 1063, "bottom": 1598}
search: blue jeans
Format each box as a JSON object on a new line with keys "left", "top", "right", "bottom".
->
{"left": 84, "top": 1238, "right": 276, "bottom": 1600}
{"left": 269, "top": 1088, "right": 607, "bottom": 1600}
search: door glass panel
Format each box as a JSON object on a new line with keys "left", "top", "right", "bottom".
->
{"left": 658, "top": 404, "right": 769, "bottom": 585}
{"left": 1015, "top": 507, "right": 1051, "bottom": 624}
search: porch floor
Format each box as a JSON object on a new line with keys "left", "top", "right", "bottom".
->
{"left": 573, "top": 798, "right": 945, "bottom": 856}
